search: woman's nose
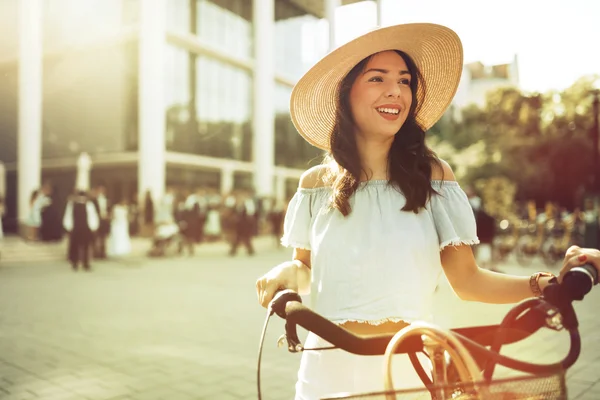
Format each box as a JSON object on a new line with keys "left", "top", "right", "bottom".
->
{"left": 385, "top": 83, "right": 402, "bottom": 98}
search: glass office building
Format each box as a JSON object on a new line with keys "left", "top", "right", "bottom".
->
{"left": 1, "top": 0, "right": 372, "bottom": 231}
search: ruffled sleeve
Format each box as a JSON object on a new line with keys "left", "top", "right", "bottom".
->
{"left": 281, "top": 189, "right": 316, "bottom": 250}
{"left": 428, "top": 181, "right": 480, "bottom": 250}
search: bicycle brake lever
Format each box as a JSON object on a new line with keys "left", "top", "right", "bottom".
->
{"left": 284, "top": 321, "right": 303, "bottom": 353}
{"left": 276, "top": 332, "right": 303, "bottom": 353}
{"left": 536, "top": 302, "right": 563, "bottom": 331}
{"left": 277, "top": 334, "right": 287, "bottom": 348}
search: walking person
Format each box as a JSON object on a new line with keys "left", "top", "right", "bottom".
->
{"left": 63, "top": 191, "right": 99, "bottom": 271}
{"left": 143, "top": 189, "right": 155, "bottom": 237}
{"left": 268, "top": 198, "right": 286, "bottom": 248}
{"left": 91, "top": 184, "right": 110, "bottom": 259}
{"left": 107, "top": 198, "right": 132, "bottom": 258}
{"left": 468, "top": 189, "right": 499, "bottom": 272}
{"left": 38, "top": 183, "right": 60, "bottom": 242}
{"left": 204, "top": 189, "right": 223, "bottom": 241}
{"left": 26, "top": 190, "right": 42, "bottom": 241}
{"left": 229, "top": 190, "right": 256, "bottom": 256}
{"left": 177, "top": 190, "right": 196, "bottom": 256}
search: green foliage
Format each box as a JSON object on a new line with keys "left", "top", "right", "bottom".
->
{"left": 433, "top": 75, "right": 599, "bottom": 210}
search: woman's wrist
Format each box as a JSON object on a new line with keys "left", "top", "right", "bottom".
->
{"left": 529, "top": 272, "right": 556, "bottom": 297}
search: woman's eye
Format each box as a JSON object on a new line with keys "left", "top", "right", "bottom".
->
{"left": 399, "top": 78, "right": 411, "bottom": 85}
{"left": 368, "top": 76, "right": 383, "bottom": 82}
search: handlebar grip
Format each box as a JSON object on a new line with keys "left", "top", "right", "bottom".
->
{"left": 270, "top": 289, "right": 302, "bottom": 318}
{"left": 562, "top": 263, "right": 598, "bottom": 301}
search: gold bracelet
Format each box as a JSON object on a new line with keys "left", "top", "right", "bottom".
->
{"left": 529, "top": 272, "right": 555, "bottom": 297}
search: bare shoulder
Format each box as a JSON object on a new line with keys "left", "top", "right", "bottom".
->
{"left": 431, "top": 159, "right": 456, "bottom": 182}
{"left": 299, "top": 165, "right": 330, "bottom": 189}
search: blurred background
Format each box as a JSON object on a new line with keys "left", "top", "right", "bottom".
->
{"left": 0, "top": 0, "right": 599, "bottom": 256}
{"left": 0, "top": 1, "right": 600, "bottom": 399}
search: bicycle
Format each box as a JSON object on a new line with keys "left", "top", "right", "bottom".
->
{"left": 257, "top": 264, "right": 598, "bottom": 399}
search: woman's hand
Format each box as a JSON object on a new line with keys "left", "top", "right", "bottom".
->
{"left": 558, "top": 245, "right": 600, "bottom": 283}
{"left": 256, "top": 261, "right": 299, "bottom": 308}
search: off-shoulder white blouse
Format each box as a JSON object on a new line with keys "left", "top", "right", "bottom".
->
{"left": 281, "top": 180, "right": 479, "bottom": 325}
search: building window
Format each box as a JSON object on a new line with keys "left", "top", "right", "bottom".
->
{"left": 165, "top": 44, "right": 252, "bottom": 161}
{"left": 41, "top": 41, "right": 138, "bottom": 158}
{"left": 44, "top": 0, "right": 133, "bottom": 50}
{"left": 275, "top": 84, "right": 323, "bottom": 168}
{"left": 166, "top": 0, "right": 191, "bottom": 33}
{"left": 195, "top": 55, "right": 252, "bottom": 160}
{"left": 165, "top": 44, "right": 192, "bottom": 149}
{"left": 196, "top": 0, "right": 252, "bottom": 59}
{"left": 275, "top": 15, "right": 327, "bottom": 80}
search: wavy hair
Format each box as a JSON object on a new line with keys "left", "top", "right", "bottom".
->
{"left": 323, "top": 50, "right": 442, "bottom": 216}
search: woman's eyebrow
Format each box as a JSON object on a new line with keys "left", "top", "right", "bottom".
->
{"left": 362, "top": 68, "right": 410, "bottom": 76}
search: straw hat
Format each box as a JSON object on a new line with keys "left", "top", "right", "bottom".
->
{"left": 290, "top": 23, "right": 463, "bottom": 151}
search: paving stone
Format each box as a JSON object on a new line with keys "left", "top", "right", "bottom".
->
{"left": 1, "top": 240, "right": 599, "bottom": 399}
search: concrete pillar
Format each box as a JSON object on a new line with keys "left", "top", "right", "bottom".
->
{"left": 375, "top": 0, "right": 383, "bottom": 26}
{"left": 252, "top": 0, "right": 275, "bottom": 197}
{"left": 17, "top": 0, "right": 43, "bottom": 227}
{"left": 138, "top": 0, "right": 166, "bottom": 203}
{"left": 325, "top": 0, "right": 341, "bottom": 51}
{"left": 220, "top": 166, "right": 234, "bottom": 196}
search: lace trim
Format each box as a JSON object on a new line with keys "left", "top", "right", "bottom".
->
{"left": 332, "top": 317, "right": 413, "bottom": 326}
{"left": 280, "top": 238, "right": 311, "bottom": 250}
{"left": 439, "top": 238, "right": 480, "bottom": 251}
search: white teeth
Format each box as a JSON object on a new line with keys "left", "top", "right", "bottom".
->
{"left": 377, "top": 107, "right": 400, "bottom": 115}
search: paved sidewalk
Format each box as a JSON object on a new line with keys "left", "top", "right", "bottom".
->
{"left": 0, "top": 247, "right": 599, "bottom": 399}
{"left": 0, "top": 235, "right": 280, "bottom": 265}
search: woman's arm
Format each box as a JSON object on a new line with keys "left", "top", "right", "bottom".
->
{"left": 293, "top": 248, "right": 312, "bottom": 295}
{"left": 432, "top": 160, "right": 552, "bottom": 303}
{"left": 440, "top": 245, "right": 552, "bottom": 303}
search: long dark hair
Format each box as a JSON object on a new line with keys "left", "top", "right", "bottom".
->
{"left": 324, "top": 50, "right": 442, "bottom": 216}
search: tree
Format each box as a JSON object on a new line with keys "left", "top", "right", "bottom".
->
{"left": 434, "top": 74, "right": 599, "bottom": 210}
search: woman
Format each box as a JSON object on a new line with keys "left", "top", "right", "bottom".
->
{"left": 254, "top": 23, "right": 600, "bottom": 399}
{"left": 26, "top": 189, "right": 41, "bottom": 241}
{"left": 107, "top": 198, "right": 131, "bottom": 257}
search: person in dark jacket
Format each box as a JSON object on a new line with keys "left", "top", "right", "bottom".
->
{"left": 63, "top": 191, "right": 99, "bottom": 271}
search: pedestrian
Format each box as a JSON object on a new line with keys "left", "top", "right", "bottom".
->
{"left": 468, "top": 190, "right": 499, "bottom": 272}
{"left": 63, "top": 191, "right": 99, "bottom": 271}
{"left": 91, "top": 183, "right": 110, "bottom": 259}
{"left": 254, "top": 23, "right": 600, "bottom": 399}
{"left": 107, "top": 198, "right": 132, "bottom": 258}
{"left": 26, "top": 189, "right": 42, "bottom": 241}
{"left": 229, "top": 190, "right": 256, "bottom": 256}
{"left": 143, "top": 189, "right": 155, "bottom": 236}
{"left": 0, "top": 195, "right": 4, "bottom": 257}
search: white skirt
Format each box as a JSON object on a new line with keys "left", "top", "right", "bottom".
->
{"left": 108, "top": 221, "right": 131, "bottom": 257}
{"left": 295, "top": 332, "right": 428, "bottom": 400}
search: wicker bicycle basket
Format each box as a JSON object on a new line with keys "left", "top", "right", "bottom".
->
{"left": 322, "top": 322, "right": 567, "bottom": 400}
{"left": 321, "top": 372, "right": 566, "bottom": 400}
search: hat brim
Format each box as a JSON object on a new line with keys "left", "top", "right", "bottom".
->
{"left": 290, "top": 23, "right": 463, "bottom": 151}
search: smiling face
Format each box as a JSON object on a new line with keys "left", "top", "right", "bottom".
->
{"left": 348, "top": 51, "right": 413, "bottom": 143}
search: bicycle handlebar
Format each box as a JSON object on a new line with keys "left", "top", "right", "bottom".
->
{"left": 270, "top": 263, "right": 597, "bottom": 357}
{"left": 271, "top": 290, "right": 547, "bottom": 355}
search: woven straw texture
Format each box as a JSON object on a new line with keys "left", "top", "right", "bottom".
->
{"left": 290, "top": 23, "right": 463, "bottom": 151}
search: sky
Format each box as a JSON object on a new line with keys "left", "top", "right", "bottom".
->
{"left": 335, "top": 0, "right": 600, "bottom": 93}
